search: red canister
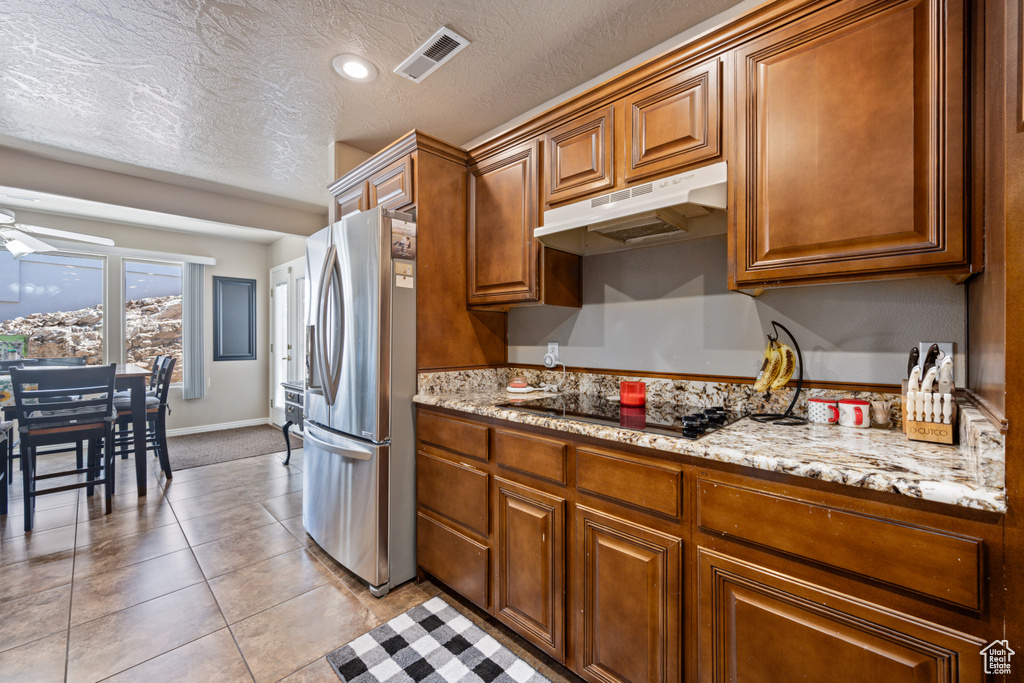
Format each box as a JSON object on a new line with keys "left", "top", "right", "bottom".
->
{"left": 620, "top": 381, "right": 646, "bottom": 406}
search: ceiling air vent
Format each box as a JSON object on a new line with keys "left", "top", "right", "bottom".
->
{"left": 394, "top": 27, "right": 470, "bottom": 83}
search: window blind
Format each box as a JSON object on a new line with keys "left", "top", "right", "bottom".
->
{"left": 182, "top": 262, "right": 205, "bottom": 399}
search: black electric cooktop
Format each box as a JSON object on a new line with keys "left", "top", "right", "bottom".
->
{"left": 496, "top": 393, "right": 748, "bottom": 440}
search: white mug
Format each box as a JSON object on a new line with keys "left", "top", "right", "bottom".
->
{"left": 808, "top": 397, "right": 839, "bottom": 424}
{"left": 838, "top": 398, "right": 871, "bottom": 428}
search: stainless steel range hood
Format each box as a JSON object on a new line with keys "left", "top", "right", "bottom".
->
{"left": 537, "top": 162, "right": 727, "bottom": 255}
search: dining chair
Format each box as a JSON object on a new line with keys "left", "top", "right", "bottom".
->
{"left": 3, "top": 361, "right": 88, "bottom": 481}
{"left": 114, "top": 356, "right": 175, "bottom": 479}
{"left": 148, "top": 355, "right": 165, "bottom": 393}
{"left": 0, "top": 359, "right": 38, "bottom": 372}
{"left": 10, "top": 364, "right": 118, "bottom": 531}
{"left": 33, "top": 356, "right": 89, "bottom": 367}
{"left": 0, "top": 420, "right": 8, "bottom": 515}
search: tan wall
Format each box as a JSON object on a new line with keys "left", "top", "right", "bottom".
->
{"left": 10, "top": 210, "right": 273, "bottom": 431}
{"left": 268, "top": 235, "right": 309, "bottom": 269}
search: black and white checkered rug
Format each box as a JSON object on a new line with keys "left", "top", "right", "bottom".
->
{"left": 326, "top": 597, "right": 550, "bottom": 683}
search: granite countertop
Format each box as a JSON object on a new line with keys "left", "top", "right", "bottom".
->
{"left": 413, "top": 389, "right": 1006, "bottom": 513}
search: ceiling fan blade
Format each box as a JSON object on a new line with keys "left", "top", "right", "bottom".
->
{"left": 15, "top": 223, "right": 114, "bottom": 246}
{"left": 0, "top": 228, "right": 57, "bottom": 253}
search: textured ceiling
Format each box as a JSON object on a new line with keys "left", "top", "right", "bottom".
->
{"left": 0, "top": 0, "right": 742, "bottom": 210}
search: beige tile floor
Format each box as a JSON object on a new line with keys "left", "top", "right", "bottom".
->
{"left": 0, "top": 445, "right": 576, "bottom": 682}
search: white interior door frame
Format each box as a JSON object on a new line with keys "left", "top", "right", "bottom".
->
{"left": 269, "top": 256, "right": 305, "bottom": 427}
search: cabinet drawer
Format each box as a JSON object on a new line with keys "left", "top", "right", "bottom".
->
{"left": 494, "top": 429, "right": 567, "bottom": 484}
{"left": 417, "top": 451, "right": 488, "bottom": 537}
{"left": 417, "top": 411, "right": 489, "bottom": 462}
{"left": 417, "top": 512, "right": 489, "bottom": 608}
{"left": 697, "top": 480, "right": 983, "bottom": 610}
{"left": 577, "top": 447, "right": 681, "bottom": 518}
{"left": 284, "top": 403, "right": 303, "bottom": 424}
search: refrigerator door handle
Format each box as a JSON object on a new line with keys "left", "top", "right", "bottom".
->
{"left": 303, "top": 425, "right": 373, "bottom": 461}
{"left": 316, "top": 244, "right": 344, "bottom": 406}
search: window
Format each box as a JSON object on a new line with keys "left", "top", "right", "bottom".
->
{"left": 0, "top": 252, "right": 105, "bottom": 362}
{"left": 124, "top": 260, "right": 183, "bottom": 382}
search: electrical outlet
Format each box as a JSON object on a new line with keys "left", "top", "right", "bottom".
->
{"left": 919, "top": 341, "right": 954, "bottom": 365}
{"left": 544, "top": 342, "right": 560, "bottom": 368}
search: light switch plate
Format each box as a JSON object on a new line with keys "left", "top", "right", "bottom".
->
{"left": 919, "top": 342, "right": 954, "bottom": 364}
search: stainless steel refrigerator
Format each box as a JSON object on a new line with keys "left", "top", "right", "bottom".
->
{"left": 303, "top": 207, "right": 417, "bottom": 598}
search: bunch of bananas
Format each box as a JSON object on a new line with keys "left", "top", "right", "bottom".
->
{"left": 753, "top": 338, "right": 797, "bottom": 393}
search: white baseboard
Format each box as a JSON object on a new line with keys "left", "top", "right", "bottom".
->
{"left": 166, "top": 417, "right": 271, "bottom": 438}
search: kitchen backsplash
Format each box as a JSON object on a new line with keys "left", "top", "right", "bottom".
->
{"left": 417, "top": 367, "right": 904, "bottom": 429}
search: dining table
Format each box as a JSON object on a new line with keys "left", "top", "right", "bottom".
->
{"left": 0, "top": 362, "right": 161, "bottom": 497}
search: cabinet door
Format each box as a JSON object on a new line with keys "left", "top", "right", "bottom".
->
{"left": 494, "top": 477, "right": 565, "bottom": 661}
{"left": 335, "top": 182, "right": 368, "bottom": 220}
{"left": 575, "top": 505, "right": 681, "bottom": 683}
{"left": 544, "top": 106, "right": 615, "bottom": 206}
{"left": 468, "top": 141, "right": 541, "bottom": 305}
{"left": 623, "top": 59, "right": 720, "bottom": 183}
{"left": 369, "top": 153, "right": 414, "bottom": 210}
{"left": 731, "top": 0, "right": 968, "bottom": 287}
{"left": 698, "top": 547, "right": 984, "bottom": 683}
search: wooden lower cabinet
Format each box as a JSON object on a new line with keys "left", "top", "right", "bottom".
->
{"left": 493, "top": 477, "right": 565, "bottom": 661}
{"left": 697, "top": 547, "right": 985, "bottom": 683}
{"left": 415, "top": 407, "right": 998, "bottom": 683}
{"left": 575, "top": 505, "right": 682, "bottom": 683}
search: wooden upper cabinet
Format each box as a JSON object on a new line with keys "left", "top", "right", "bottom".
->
{"left": 335, "top": 182, "right": 368, "bottom": 220}
{"left": 544, "top": 106, "right": 615, "bottom": 207}
{"left": 369, "top": 153, "right": 414, "bottom": 210}
{"left": 730, "top": 0, "right": 971, "bottom": 288}
{"left": 468, "top": 140, "right": 542, "bottom": 305}
{"left": 698, "top": 548, "right": 984, "bottom": 683}
{"left": 624, "top": 58, "right": 721, "bottom": 183}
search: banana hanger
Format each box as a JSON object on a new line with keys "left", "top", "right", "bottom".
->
{"left": 751, "top": 321, "right": 808, "bottom": 426}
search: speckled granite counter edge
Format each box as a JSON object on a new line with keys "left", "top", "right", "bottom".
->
{"left": 413, "top": 382, "right": 1006, "bottom": 513}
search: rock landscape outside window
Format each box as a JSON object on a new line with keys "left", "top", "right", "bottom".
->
{"left": 0, "top": 252, "right": 104, "bottom": 363}
{"left": 0, "top": 254, "right": 184, "bottom": 384}
{"left": 124, "top": 260, "right": 183, "bottom": 383}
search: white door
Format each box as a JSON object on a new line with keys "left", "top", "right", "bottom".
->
{"left": 270, "top": 257, "right": 305, "bottom": 427}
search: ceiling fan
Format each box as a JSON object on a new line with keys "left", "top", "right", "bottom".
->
{"left": 0, "top": 208, "right": 114, "bottom": 258}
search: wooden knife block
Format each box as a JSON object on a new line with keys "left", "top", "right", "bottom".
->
{"left": 901, "top": 380, "right": 958, "bottom": 444}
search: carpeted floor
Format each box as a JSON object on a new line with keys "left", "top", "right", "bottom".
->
{"left": 168, "top": 424, "right": 301, "bottom": 470}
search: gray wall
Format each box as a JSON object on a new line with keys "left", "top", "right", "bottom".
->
{"left": 508, "top": 232, "right": 966, "bottom": 385}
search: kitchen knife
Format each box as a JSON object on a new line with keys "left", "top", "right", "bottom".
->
{"left": 920, "top": 367, "right": 938, "bottom": 422}
{"left": 907, "top": 347, "right": 919, "bottom": 378}
{"left": 921, "top": 343, "right": 940, "bottom": 376}
{"left": 908, "top": 365, "right": 922, "bottom": 421}
{"left": 937, "top": 356, "right": 954, "bottom": 396}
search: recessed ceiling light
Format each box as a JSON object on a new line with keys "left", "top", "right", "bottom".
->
{"left": 333, "top": 54, "right": 377, "bottom": 82}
